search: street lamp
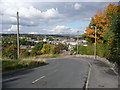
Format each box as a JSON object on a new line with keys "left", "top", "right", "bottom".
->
{"left": 91, "top": 26, "right": 97, "bottom": 60}
{"left": 77, "top": 31, "right": 79, "bottom": 55}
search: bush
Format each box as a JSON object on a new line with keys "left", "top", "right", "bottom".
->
{"left": 41, "top": 44, "right": 54, "bottom": 54}
{"left": 74, "top": 44, "right": 94, "bottom": 55}
{"left": 2, "top": 45, "right": 17, "bottom": 59}
{"left": 86, "top": 44, "right": 94, "bottom": 55}
{"left": 97, "top": 43, "right": 109, "bottom": 58}
{"left": 20, "top": 49, "right": 29, "bottom": 59}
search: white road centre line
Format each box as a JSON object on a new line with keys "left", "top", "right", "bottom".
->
{"left": 32, "top": 69, "right": 58, "bottom": 84}
{"left": 32, "top": 76, "right": 45, "bottom": 84}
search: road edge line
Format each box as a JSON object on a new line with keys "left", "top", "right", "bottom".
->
{"left": 85, "top": 62, "right": 91, "bottom": 89}
{"left": 76, "top": 58, "right": 92, "bottom": 90}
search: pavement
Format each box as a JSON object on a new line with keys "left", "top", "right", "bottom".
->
{"left": 2, "top": 57, "right": 118, "bottom": 88}
{"left": 2, "top": 57, "right": 89, "bottom": 88}
{"left": 79, "top": 57, "right": 118, "bottom": 88}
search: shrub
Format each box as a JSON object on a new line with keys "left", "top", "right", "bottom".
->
{"left": 41, "top": 44, "right": 54, "bottom": 54}
{"left": 2, "top": 45, "right": 17, "bottom": 59}
{"left": 20, "top": 49, "right": 29, "bottom": 59}
{"left": 74, "top": 44, "right": 94, "bottom": 55}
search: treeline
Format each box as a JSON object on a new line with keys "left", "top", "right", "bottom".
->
{"left": 82, "top": 3, "right": 120, "bottom": 65}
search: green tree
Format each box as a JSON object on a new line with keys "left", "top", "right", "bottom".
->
{"left": 41, "top": 44, "right": 54, "bottom": 54}
{"left": 20, "top": 49, "right": 29, "bottom": 59}
{"left": 2, "top": 44, "right": 17, "bottom": 59}
{"left": 20, "top": 39, "right": 35, "bottom": 46}
{"left": 104, "top": 3, "right": 120, "bottom": 63}
{"left": 30, "top": 42, "right": 44, "bottom": 56}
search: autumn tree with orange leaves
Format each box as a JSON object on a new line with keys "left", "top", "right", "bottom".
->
{"left": 85, "top": 13, "right": 110, "bottom": 43}
{"left": 84, "top": 3, "right": 120, "bottom": 64}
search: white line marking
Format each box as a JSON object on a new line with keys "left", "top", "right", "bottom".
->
{"left": 32, "top": 69, "right": 58, "bottom": 84}
{"left": 74, "top": 58, "right": 92, "bottom": 89}
{"left": 32, "top": 76, "right": 45, "bottom": 84}
{"left": 85, "top": 64, "right": 91, "bottom": 89}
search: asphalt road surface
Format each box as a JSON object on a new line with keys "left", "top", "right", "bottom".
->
{"left": 2, "top": 57, "right": 89, "bottom": 88}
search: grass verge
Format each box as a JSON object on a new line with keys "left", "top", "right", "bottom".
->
{"left": 41, "top": 54, "right": 59, "bottom": 59}
{"left": 2, "top": 59, "right": 47, "bottom": 73}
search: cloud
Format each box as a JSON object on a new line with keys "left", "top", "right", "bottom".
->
{"left": 2, "top": 6, "right": 63, "bottom": 26}
{"left": 1, "top": 0, "right": 119, "bottom": 2}
{"left": 74, "top": 3, "right": 82, "bottom": 10}
{"left": 49, "top": 25, "right": 76, "bottom": 34}
{"left": 7, "top": 25, "right": 17, "bottom": 31}
{"left": 3, "top": 25, "right": 22, "bottom": 33}
{"left": 4, "top": 25, "right": 18, "bottom": 32}
{"left": 19, "top": 7, "right": 61, "bottom": 19}
{"left": 28, "top": 32, "right": 39, "bottom": 34}
{"left": 1, "top": 2, "right": 117, "bottom": 35}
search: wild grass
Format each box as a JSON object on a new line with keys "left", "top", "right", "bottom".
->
{"left": 2, "top": 59, "right": 47, "bottom": 73}
{"left": 41, "top": 54, "right": 59, "bottom": 59}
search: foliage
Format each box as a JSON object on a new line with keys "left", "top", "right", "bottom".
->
{"left": 104, "top": 4, "right": 120, "bottom": 63}
{"left": 2, "top": 35, "right": 17, "bottom": 47}
{"left": 41, "top": 44, "right": 54, "bottom": 54}
{"left": 74, "top": 44, "right": 94, "bottom": 55}
{"left": 85, "top": 13, "right": 110, "bottom": 43}
{"left": 53, "top": 43, "right": 68, "bottom": 54}
{"left": 20, "top": 39, "right": 35, "bottom": 46}
{"left": 30, "top": 50, "right": 37, "bottom": 56}
{"left": 2, "top": 44, "right": 17, "bottom": 59}
{"left": 20, "top": 49, "right": 29, "bottom": 59}
{"left": 97, "top": 43, "right": 109, "bottom": 58}
{"left": 31, "top": 42, "right": 44, "bottom": 56}
{"left": 84, "top": 3, "right": 120, "bottom": 65}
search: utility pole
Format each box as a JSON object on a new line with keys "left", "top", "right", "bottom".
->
{"left": 77, "top": 31, "right": 79, "bottom": 55}
{"left": 17, "top": 12, "right": 20, "bottom": 60}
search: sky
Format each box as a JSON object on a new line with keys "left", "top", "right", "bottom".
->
{"left": 0, "top": 0, "right": 119, "bottom": 35}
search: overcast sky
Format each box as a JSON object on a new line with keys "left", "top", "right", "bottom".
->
{"left": 0, "top": 0, "right": 119, "bottom": 35}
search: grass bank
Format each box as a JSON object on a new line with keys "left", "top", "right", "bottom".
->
{"left": 2, "top": 59, "right": 47, "bottom": 73}
{"left": 41, "top": 54, "right": 59, "bottom": 59}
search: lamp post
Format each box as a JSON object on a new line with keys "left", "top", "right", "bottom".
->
{"left": 77, "top": 31, "right": 79, "bottom": 55}
{"left": 91, "top": 26, "right": 97, "bottom": 60}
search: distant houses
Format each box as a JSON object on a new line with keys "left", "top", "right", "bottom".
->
{"left": 19, "top": 36, "right": 88, "bottom": 52}
{"left": 20, "top": 45, "right": 34, "bottom": 52}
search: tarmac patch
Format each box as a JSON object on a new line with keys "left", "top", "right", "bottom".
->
{"left": 105, "top": 69, "right": 116, "bottom": 76}
{"left": 98, "top": 84, "right": 104, "bottom": 87}
{"left": 93, "top": 61, "right": 110, "bottom": 67}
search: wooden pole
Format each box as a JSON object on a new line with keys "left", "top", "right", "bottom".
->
{"left": 17, "top": 12, "right": 20, "bottom": 60}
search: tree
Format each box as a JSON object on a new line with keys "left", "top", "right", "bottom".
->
{"left": 84, "top": 3, "right": 120, "bottom": 64}
{"left": 20, "top": 39, "right": 35, "bottom": 46}
{"left": 41, "top": 44, "right": 54, "bottom": 54}
{"left": 2, "top": 44, "right": 17, "bottom": 59}
{"left": 104, "top": 3, "right": 120, "bottom": 63}
{"left": 20, "top": 49, "right": 29, "bottom": 59}
{"left": 85, "top": 13, "right": 110, "bottom": 43}
{"left": 52, "top": 43, "right": 68, "bottom": 54}
{"left": 30, "top": 42, "right": 44, "bottom": 56}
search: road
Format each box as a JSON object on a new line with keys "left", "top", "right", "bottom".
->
{"left": 2, "top": 57, "right": 89, "bottom": 88}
